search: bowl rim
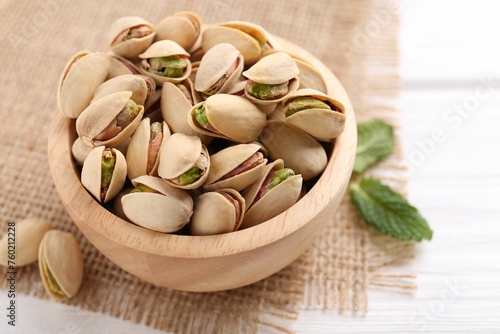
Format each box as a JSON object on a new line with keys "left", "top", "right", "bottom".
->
{"left": 48, "top": 37, "right": 356, "bottom": 259}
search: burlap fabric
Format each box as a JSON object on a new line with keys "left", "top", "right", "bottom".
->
{"left": 0, "top": 0, "right": 414, "bottom": 332}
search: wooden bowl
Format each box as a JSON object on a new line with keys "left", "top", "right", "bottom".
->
{"left": 47, "top": 38, "right": 356, "bottom": 292}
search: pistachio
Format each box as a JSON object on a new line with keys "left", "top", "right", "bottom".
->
{"left": 247, "top": 81, "right": 289, "bottom": 100}
{"left": 38, "top": 230, "right": 84, "bottom": 302}
{"left": 108, "top": 16, "right": 155, "bottom": 59}
{"left": 148, "top": 56, "right": 187, "bottom": 78}
{"left": 0, "top": 219, "right": 52, "bottom": 267}
{"left": 284, "top": 97, "right": 330, "bottom": 117}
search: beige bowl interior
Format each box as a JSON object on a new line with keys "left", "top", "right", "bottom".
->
{"left": 47, "top": 37, "right": 356, "bottom": 292}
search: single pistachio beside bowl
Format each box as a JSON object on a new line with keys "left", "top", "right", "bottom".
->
{"left": 0, "top": 219, "right": 53, "bottom": 267}
{"left": 38, "top": 230, "right": 84, "bottom": 302}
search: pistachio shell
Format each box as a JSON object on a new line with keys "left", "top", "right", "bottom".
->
{"left": 240, "top": 159, "right": 302, "bottom": 229}
{"left": 0, "top": 219, "right": 52, "bottom": 267}
{"left": 57, "top": 51, "right": 110, "bottom": 119}
{"left": 126, "top": 119, "right": 170, "bottom": 179}
{"left": 38, "top": 230, "right": 83, "bottom": 302}
{"left": 155, "top": 11, "right": 201, "bottom": 51}
{"left": 190, "top": 188, "right": 245, "bottom": 236}
{"left": 92, "top": 74, "right": 153, "bottom": 106}
{"left": 160, "top": 80, "right": 212, "bottom": 145}
{"left": 187, "top": 94, "right": 266, "bottom": 143}
{"left": 202, "top": 22, "right": 266, "bottom": 65}
{"left": 105, "top": 54, "right": 140, "bottom": 80}
{"left": 71, "top": 137, "right": 92, "bottom": 166}
{"left": 194, "top": 43, "right": 244, "bottom": 95}
{"left": 81, "top": 146, "right": 127, "bottom": 203}
{"left": 242, "top": 52, "right": 299, "bottom": 84}
{"left": 138, "top": 40, "right": 192, "bottom": 84}
{"left": 158, "top": 133, "right": 210, "bottom": 190}
{"left": 282, "top": 88, "right": 346, "bottom": 140}
{"left": 109, "top": 16, "right": 155, "bottom": 59}
{"left": 76, "top": 91, "right": 144, "bottom": 148}
{"left": 259, "top": 120, "right": 327, "bottom": 180}
{"left": 121, "top": 175, "right": 193, "bottom": 233}
{"left": 203, "top": 143, "right": 268, "bottom": 191}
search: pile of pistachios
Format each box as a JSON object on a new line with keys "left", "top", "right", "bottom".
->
{"left": 59, "top": 12, "right": 346, "bottom": 235}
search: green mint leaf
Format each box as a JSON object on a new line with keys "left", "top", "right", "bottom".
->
{"left": 350, "top": 178, "right": 433, "bottom": 242}
{"left": 354, "top": 120, "right": 395, "bottom": 173}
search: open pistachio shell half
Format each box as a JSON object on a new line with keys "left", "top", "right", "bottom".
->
{"left": 187, "top": 94, "right": 267, "bottom": 143}
{"left": 126, "top": 118, "right": 170, "bottom": 180}
{"left": 259, "top": 120, "right": 327, "bottom": 180}
{"left": 38, "top": 230, "right": 83, "bottom": 302}
{"left": 121, "top": 175, "right": 193, "bottom": 233}
{"left": 109, "top": 16, "right": 155, "bottom": 59}
{"left": 0, "top": 219, "right": 52, "bottom": 267}
{"left": 138, "top": 40, "right": 191, "bottom": 85}
{"left": 57, "top": 50, "right": 110, "bottom": 119}
{"left": 155, "top": 11, "right": 201, "bottom": 52}
{"left": 158, "top": 133, "right": 210, "bottom": 190}
{"left": 190, "top": 188, "right": 245, "bottom": 236}
{"left": 282, "top": 88, "right": 346, "bottom": 141}
{"left": 194, "top": 43, "right": 244, "bottom": 97}
{"left": 241, "top": 159, "right": 302, "bottom": 229}
{"left": 202, "top": 21, "right": 267, "bottom": 66}
{"left": 160, "top": 80, "right": 211, "bottom": 145}
{"left": 81, "top": 146, "right": 127, "bottom": 203}
{"left": 243, "top": 52, "right": 300, "bottom": 107}
{"left": 76, "top": 91, "right": 144, "bottom": 148}
{"left": 92, "top": 74, "right": 155, "bottom": 107}
{"left": 203, "top": 143, "right": 268, "bottom": 191}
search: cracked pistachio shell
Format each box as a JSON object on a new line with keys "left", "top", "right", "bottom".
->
{"left": 155, "top": 11, "right": 201, "bottom": 51}
{"left": 191, "top": 188, "right": 246, "bottom": 236}
{"left": 72, "top": 137, "right": 92, "bottom": 166}
{"left": 38, "top": 230, "right": 83, "bottom": 302}
{"left": 158, "top": 133, "right": 210, "bottom": 190}
{"left": 202, "top": 21, "right": 267, "bottom": 66}
{"left": 282, "top": 88, "right": 346, "bottom": 141}
{"left": 259, "top": 120, "right": 327, "bottom": 180}
{"left": 243, "top": 52, "right": 300, "bottom": 106}
{"left": 121, "top": 175, "right": 193, "bottom": 233}
{"left": 263, "top": 49, "right": 328, "bottom": 93}
{"left": 105, "top": 54, "right": 141, "bottom": 80}
{"left": 81, "top": 146, "right": 127, "bottom": 203}
{"left": 241, "top": 159, "right": 302, "bottom": 229}
{"left": 126, "top": 118, "right": 171, "bottom": 180}
{"left": 57, "top": 51, "right": 110, "bottom": 119}
{"left": 92, "top": 75, "right": 155, "bottom": 107}
{"left": 0, "top": 219, "right": 52, "bottom": 267}
{"left": 109, "top": 16, "right": 155, "bottom": 59}
{"left": 194, "top": 43, "right": 244, "bottom": 96}
{"left": 187, "top": 94, "right": 267, "bottom": 143}
{"left": 76, "top": 91, "right": 144, "bottom": 148}
{"left": 160, "top": 80, "right": 211, "bottom": 145}
{"left": 203, "top": 143, "right": 268, "bottom": 191}
{"left": 138, "top": 40, "right": 191, "bottom": 85}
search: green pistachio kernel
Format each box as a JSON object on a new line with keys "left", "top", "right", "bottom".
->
{"left": 101, "top": 150, "right": 116, "bottom": 190}
{"left": 42, "top": 260, "right": 65, "bottom": 297}
{"left": 179, "top": 166, "right": 202, "bottom": 185}
{"left": 194, "top": 104, "right": 208, "bottom": 127}
{"left": 116, "top": 99, "right": 139, "bottom": 128}
{"left": 268, "top": 168, "right": 295, "bottom": 191}
{"left": 247, "top": 81, "right": 289, "bottom": 100}
{"left": 285, "top": 97, "right": 331, "bottom": 117}
{"left": 149, "top": 56, "right": 187, "bottom": 78}
{"left": 130, "top": 184, "right": 157, "bottom": 193}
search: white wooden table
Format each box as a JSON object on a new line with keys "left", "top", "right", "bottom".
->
{"left": 2, "top": 0, "right": 500, "bottom": 332}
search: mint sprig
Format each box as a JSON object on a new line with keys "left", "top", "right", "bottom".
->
{"left": 350, "top": 120, "right": 432, "bottom": 242}
{"left": 350, "top": 178, "right": 432, "bottom": 241}
{"left": 354, "top": 120, "right": 395, "bottom": 173}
